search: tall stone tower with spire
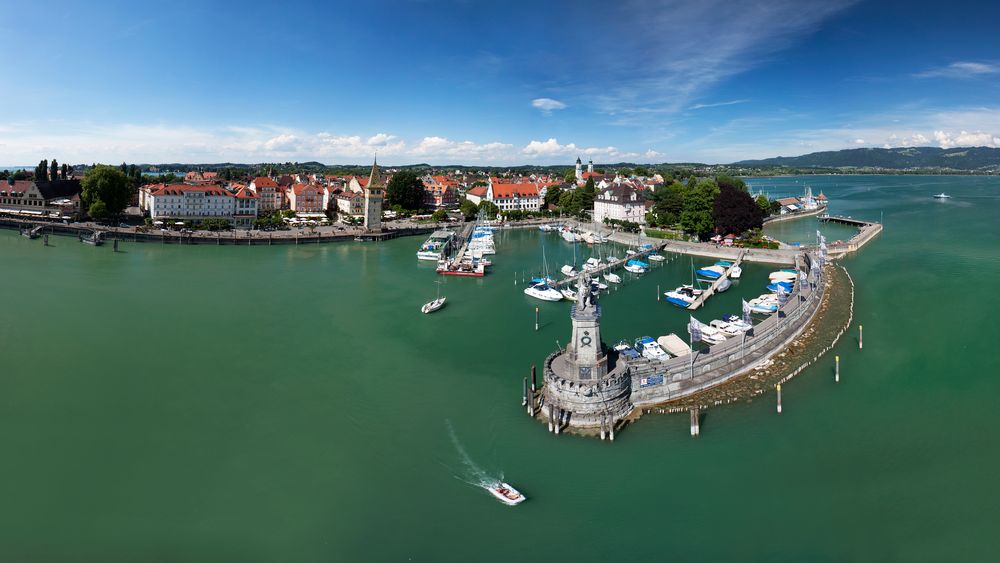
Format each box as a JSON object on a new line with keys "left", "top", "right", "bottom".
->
{"left": 575, "top": 156, "right": 583, "bottom": 181}
{"left": 588, "top": 158, "right": 594, "bottom": 174}
{"left": 363, "top": 156, "right": 384, "bottom": 232}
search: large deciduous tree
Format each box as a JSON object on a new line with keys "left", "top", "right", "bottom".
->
{"left": 459, "top": 198, "right": 478, "bottom": 219}
{"left": 478, "top": 200, "right": 499, "bottom": 219}
{"left": 81, "top": 165, "right": 133, "bottom": 218}
{"left": 680, "top": 179, "right": 719, "bottom": 239}
{"left": 385, "top": 170, "right": 426, "bottom": 211}
{"left": 713, "top": 183, "right": 765, "bottom": 236}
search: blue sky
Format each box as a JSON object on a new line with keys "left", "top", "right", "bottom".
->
{"left": 3, "top": 0, "right": 1000, "bottom": 165}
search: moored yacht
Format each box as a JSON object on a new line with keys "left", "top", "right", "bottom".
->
{"left": 524, "top": 281, "right": 563, "bottom": 301}
{"left": 603, "top": 272, "right": 622, "bottom": 284}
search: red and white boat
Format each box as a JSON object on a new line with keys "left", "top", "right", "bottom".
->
{"left": 485, "top": 481, "right": 526, "bottom": 506}
{"left": 436, "top": 259, "right": 485, "bottom": 277}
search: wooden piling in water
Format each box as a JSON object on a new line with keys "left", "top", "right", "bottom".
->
{"left": 531, "top": 364, "right": 537, "bottom": 392}
{"left": 859, "top": 324, "right": 863, "bottom": 349}
{"left": 776, "top": 384, "right": 783, "bottom": 414}
{"left": 690, "top": 408, "right": 700, "bottom": 436}
{"left": 113, "top": 239, "right": 119, "bottom": 252}
{"left": 835, "top": 355, "right": 840, "bottom": 383}
{"left": 522, "top": 377, "right": 528, "bottom": 407}
{"left": 43, "top": 234, "right": 49, "bottom": 246}
{"left": 534, "top": 307, "right": 539, "bottom": 331}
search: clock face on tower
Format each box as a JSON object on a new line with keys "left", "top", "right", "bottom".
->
{"left": 580, "top": 330, "right": 592, "bottom": 348}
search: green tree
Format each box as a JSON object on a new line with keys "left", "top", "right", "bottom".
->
{"left": 431, "top": 208, "right": 448, "bottom": 222}
{"left": 61, "top": 163, "right": 68, "bottom": 179}
{"left": 544, "top": 184, "right": 563, "bottom": 209}
{"left": 37, "top": 159, "right": 48, "bottom": 182}
{"left": 478, "top": 200, "right": 499, "bottom": 219}
{"left": 459, "top": 198, "right": 478, "bottom": 219}
{"left": 649, "top": 181, "right": 686, "bottom": 226}
{"left": 755, "top": 194, "right": 771, "bottom": 215}
{"left": 88, "top": 199, "right": 108, "bottom": 219}
{"left": 679, "top": 179, "right": 719, "bottom": 239}
{"left": 50, "top": 159, "right": 59, "bottom": 182}
{"left": 715, "top": 174, "right": 748, "bottom": 193}
{"left": 385, "top": 170, "right": 426, "bottom": 211}
{"left": 572, "top": 176, "right": 596, "bottom": 216}
{"left": 81, "top": 165, "right": 133, "bottom": 217}
{"left": 634, "top": 166, "right": 650, "bottom": 177}
{"left": 558, "top": 190, "right": 575, "bottom": 212}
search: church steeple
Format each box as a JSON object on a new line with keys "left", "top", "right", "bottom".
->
{"left": 368, "top": 154, "right": 383, "bottom": 187}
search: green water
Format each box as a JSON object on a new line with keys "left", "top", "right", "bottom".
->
{"left": 1, "top": 175, "right": 998, "bottom": 561}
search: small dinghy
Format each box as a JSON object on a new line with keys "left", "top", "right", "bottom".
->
{"left": 486, "top": 481, "right": 526, "bottom": 506}
{"left": 421, "top": 297, "right": 446, "bottom": 314}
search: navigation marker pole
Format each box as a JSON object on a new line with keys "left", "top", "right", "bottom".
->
{"left": 522, "top": 377, "right": 528, "bottom": 407}
{"left": 835, "top": 355, "right": 840, "bottom": 383}
{"left": 776, "top": 384, "right": 783, "bottom": 414}
{"left": 859, "top": 325, "right": 863, "bottom": 349}
{"left": 535, "top": 307, "right": 539, "bottom": 331}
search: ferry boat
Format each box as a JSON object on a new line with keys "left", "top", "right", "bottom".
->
{"left": 485, "top": 481, "right": 526, "bottom": 506}
{"left": 436, "top": 259, "right": 485, "bottom": 277}
{"left": 524, "top": 281, "right": 562, "bottom": 301}
{"left": 416, "top": 230, "right": 454, "bottom": 261}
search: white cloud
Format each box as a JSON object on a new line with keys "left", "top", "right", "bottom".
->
{"left": 853, "top": 138, "right": 865, "bottom": 144}
{"left": 933, "top": 130, "right": 1000, "bottom": 149}
{"left": 644, "top": 149, "right": 662, "bottom": 159}
{"left": 689, "top": 99, "right": 750, "bottom": 110}
{"left": 915, "top": 61, "right": 1000, "bottom": 79}
{"left": 411, "top": 136, "right": 514, "bottom": 160}
{"left": 531, "top": 98, "right": 568, "bottom": 112}
{"left": 521, "top": 138, "right": 622, "bottom": 159}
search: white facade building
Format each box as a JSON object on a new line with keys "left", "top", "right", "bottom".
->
{"left": 593, "top": 185, "right": 646, "bottom": 225}
{"left": 146, "top": 184, "right": 237, "bottom": 224}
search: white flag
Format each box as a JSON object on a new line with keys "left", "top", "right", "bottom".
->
{"left": 688, "top": 315, "right": 703, "bottom": 343}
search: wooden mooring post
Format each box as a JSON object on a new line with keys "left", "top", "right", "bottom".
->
{"left": 690, "top": 408, "right": 700, "bottom": 436}
{"left": 835, "top": 355, "right": 840, "bottom": 383}
{"left": 859, "top": 324, "right": 863, "bottom": 350}
{"left": 776, "top": 384, "right": 783, "bottom": 414}
{"left": 522, "top": 377, "right": 528, "bottom": 407}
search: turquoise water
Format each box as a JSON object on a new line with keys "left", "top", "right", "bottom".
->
{"left": 1, "top": 175, "right": 998, "bottom": 561}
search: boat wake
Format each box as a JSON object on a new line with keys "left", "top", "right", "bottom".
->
{"left": 445, "top": 419, "right": 502, "bottom": 488}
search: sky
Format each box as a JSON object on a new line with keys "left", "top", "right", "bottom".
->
{"left": 3, "top": 0, "right": 1000, "bottom": 166}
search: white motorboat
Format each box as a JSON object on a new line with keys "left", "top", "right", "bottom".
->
{"left": 729, "top": 265, "right": 742, "bottom": 279}
{"left": 691, "top": 324, "right": 727, "bottom": 345}
{"left": 561, "top": 265, "right": 578, "bottom": 277}
{"left": 604, "top": 272, "right": 622, "bottom": 284}
{"left": 561, "top": 229, "right": 579, "bottom": 242}
{"left": 486, "top": 481, "right": 526, "bottom": 506}
{"left": 421, "top": 297, "right": 446, "bottom": 314}
{"left": 560, "top": 288, "right": 578, "bottom": 301}
{"left": 724, "top": 315, "right": 753, "bottom": 332}
{"left": 583, "top": 257, "right": 602, "bottom": 271}
{"left": 647, "top": 253, "right": 665, "bottom": 262}
{"left": 769, "top": 271, "right": 798, "bottom": 282}
{"left": 664, "top": 291, "right": 695, "bottom": 308}
{"left": 635, "top": 336, "right": 669, "bottom": 360}
{"left": 933, "top": 193, "right": 951, "bottom": 199}
{"left": 709, "top": 319, "right": 743, "bottom": 337}
{"left": 623, "top": 263, "right": 646, "bottom": 274}
{"left": 524, "top": 282, "right": 563, "bottom": 301}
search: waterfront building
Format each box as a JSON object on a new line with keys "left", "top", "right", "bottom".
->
{"left": 347, "top": 175, "right": 370, "bottom": 194}
{"left": 233, "top": 186, "right": 258, "bottom": 228}
{"left": 363, "top": 158, "right": 384, "bottom": 232}
{"left": 464, "top": 185, "right": 487, "bottom": 206}
{"left": 422, "top": 175, "right": 459, "bottom": 208}
{"left": 145, "top": 184, "right": 236, "bottom": 225}
{"left": 485, "top": 180, "right": 541, "bottom": 212}
{"left": 288, "top": 183, "right": 325, "bottom": 213}
{"left": 593, "top": 184, "right": 646, "bottom": 225}
{"left": 248, "top": 177, "right": 284, "bottom": 212}
{"left": 334, "top": 190, "right": 365, "bottom": 217}
{"left": 0, "top": 179, "right": 81, "bottom": 217}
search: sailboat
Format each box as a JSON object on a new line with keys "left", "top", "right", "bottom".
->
{"left": 421, "top": 282, "right": 446, "bottom": 314}
{"left": 561, "top": 238, "right": 578, "bottom": 277}
{"left": 525, "top": 244, "right": 563, "bottom": 301}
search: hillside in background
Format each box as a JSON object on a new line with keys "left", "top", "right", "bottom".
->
{"left": 733, "top": 146, "right": 1000, "bottom": 171}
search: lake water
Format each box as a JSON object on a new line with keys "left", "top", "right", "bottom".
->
{"left": 1, "top": 175, "right": 998, "bottom": 561}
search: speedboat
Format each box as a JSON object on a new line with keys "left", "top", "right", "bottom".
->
{"left": 486, "top": 481, "right": 526, "bottom": 506}
{"left": 560, "top": 265, "right": 578, "bottom": 277}
{"left": 716, "top": 277, "right": 732, "bottom": 292}
{"left": 603, "top": 272, "right": 622, "bottom": 284}
{"left": 421, "top": 297, "right": 446, "bottom": 314}
{"left": 729, "top": 265, "right": 742, "bottom": 279}
{"left": 648, "top": 253, "right": 665, "bottom": 262}
{"left": 723, "top": 315, "right": 753, "bottom": 332}
{"left": 560, "top": 288, "right": 578, "bottom": 301}
{"left": 635, "top": 336, "right": 669, "bottom": 360}
{"left": 524, "top": 282, "right": 563, "bottom": 301}
{"left": 933, "top": 193, "right": 951, "bottom": 199}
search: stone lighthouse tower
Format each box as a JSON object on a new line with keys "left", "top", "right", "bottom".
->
{"left": 363, "top": 156, "right": 384, "bottom": 232}
{"left": 542, "top": 275, "right": 633, "bottom": 434}
{"left": 574, "top": 156, "right": 583, "bottom": 181}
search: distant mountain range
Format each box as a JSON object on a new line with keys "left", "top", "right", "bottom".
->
{"left": 733, "top": 146, "right": 1000, "bottom": 171}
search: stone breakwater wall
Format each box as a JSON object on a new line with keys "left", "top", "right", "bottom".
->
{"left": 762, "top": 204, "right": 828, "bottom": 225}
{"left": 626, "top": 259, "right": 828, "bottom": 407}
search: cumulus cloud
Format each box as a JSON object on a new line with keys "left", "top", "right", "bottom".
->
{"left": 531, "top": 98, "right": 568, "bottom": 113}
{"left": 521, "top": 138, "right": 623, "bottom": 158}
{"left": 933, "top": 130, "right": 1000, "bottom": 149}
{"left": 853, "top": 138, "right": 865, "bottom": 144}
{"left": 411, "top": 136, "right": 513, "bottom": 159}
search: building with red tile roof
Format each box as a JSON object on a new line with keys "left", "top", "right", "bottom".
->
{"left": 143, "top": 183, "right": 244, "bottom": 226}
{"left": 288, "top": 183, "right": 326, "bottom": 213}
{"left": 248, "top": 177, "right": 285, "bottom": 212}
